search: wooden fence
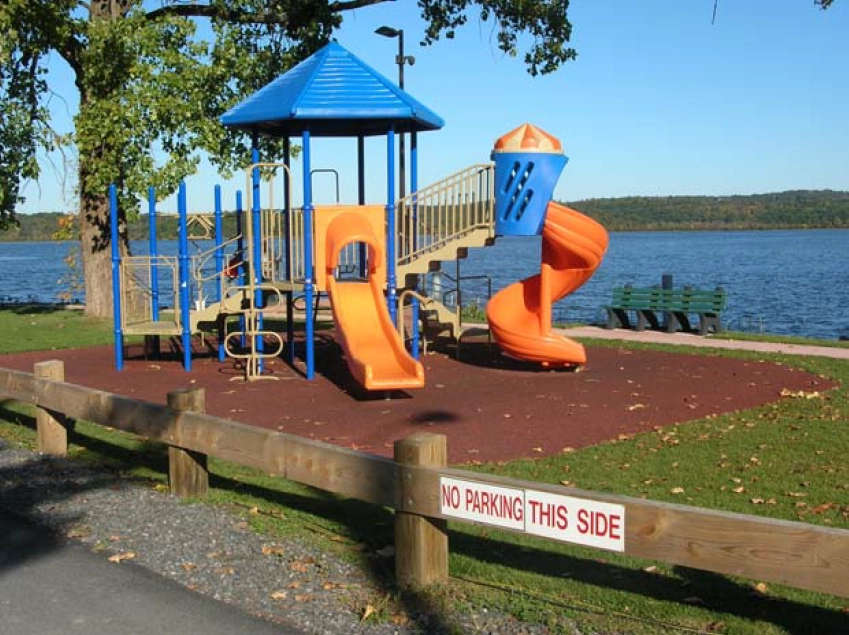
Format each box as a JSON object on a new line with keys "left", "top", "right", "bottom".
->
{"left": 2, "top": 360, "right": 849, "bottom": 597}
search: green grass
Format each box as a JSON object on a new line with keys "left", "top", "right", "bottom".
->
{"left": 1, "top": 307, "right": 848, "bottom": 634}
{"left": 0, "top": 305, "right": 116, "bottom": 352}
{"left": 713, "top": 330, "right": 849, "bottom": 349}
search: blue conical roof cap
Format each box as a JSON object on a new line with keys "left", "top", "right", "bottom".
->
{"left": 221, "top": 41, "right": 444, "bottom": 137}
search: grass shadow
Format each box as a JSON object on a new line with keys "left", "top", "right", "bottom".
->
{"left": 448, "top": 529, "right": 849, "bottom": 635}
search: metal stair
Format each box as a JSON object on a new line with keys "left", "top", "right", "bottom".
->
{"left": 395, "top": 163, "right": 496, "bottom": 286}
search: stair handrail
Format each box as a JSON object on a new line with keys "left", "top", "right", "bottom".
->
{"left": 396, "top": 163, "right": 495, "bottom": 269}
{"left": 396, "top": 288, "right": 436, "bottom": 339}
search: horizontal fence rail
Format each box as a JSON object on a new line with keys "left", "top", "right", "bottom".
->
{"left": 1, "top": 362, "right": 848, "bottom": 598}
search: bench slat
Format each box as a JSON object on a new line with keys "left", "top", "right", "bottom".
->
{"left": 606, "top": 285, "right": 726, "bottom": 334}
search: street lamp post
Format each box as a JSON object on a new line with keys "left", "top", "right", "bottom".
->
{"left": 375, "top": 26, "right": 415, "bottom": 199}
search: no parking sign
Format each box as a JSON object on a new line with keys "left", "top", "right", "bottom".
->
{"left": 440, "top": 476, "right": 625, "bottom": 552}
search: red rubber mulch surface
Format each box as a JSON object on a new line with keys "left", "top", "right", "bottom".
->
{"left": 0, "top": 334, "right": 835, "bottom": 464}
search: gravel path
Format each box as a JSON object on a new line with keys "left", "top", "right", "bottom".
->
{"left": 0, "top": 439, "right": 556, "bottom": 635}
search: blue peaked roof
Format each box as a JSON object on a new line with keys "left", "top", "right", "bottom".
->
{"left": 220, "top": 42, "right": 444, "bottom": 137}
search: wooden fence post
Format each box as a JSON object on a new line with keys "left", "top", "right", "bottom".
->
{"left": 34, "top": 360, "right": 67, "bottom": 456}
{"left": 394, "top": 432, "right": 448, "bottom": 588}
{"left": 167, "top": 387, "right": 208, "bottom": 498}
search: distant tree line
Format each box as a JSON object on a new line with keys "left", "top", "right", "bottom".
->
{"left": 3, "top": 189, "right": 848, "bottom": 242}
{"left": 569, "top": 190, "right": 849, "bottom": 231}
{"left": 0, "top": 211, "right": 242, "bottom": 242}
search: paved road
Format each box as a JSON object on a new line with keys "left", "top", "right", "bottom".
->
{"left": 0, "top": 513, "right": 304, "bottom": 635}
{"left": 561, "top": 326, "right": 849, "bottom": 360}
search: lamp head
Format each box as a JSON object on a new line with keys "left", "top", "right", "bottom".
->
{"left": 375, "top": 26, "right": 401, "bottom": 38}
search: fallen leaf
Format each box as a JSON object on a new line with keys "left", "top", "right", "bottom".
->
{"left": 181, "top": 562, "right": 198, "bottom": 571}
{"left": 531, "top": 446, "right": 544, "bottom": 453}
{"left": 67, "top": 526, "right": 91, "bottom": 539}
{"left": 670, "top": 487, "right": 685, "bottom": 495}
{"left": 750, "top": 498, "right": 765, "bottom": 505}
{"left": 108, "top": 552, "right": 136, "bottom": 563}
{"left": 627, "top": 403, "right": 646, "bottom": 411}
{"left": 643, "top": 565, "right": 659, "bottom": 573}
{"left": 361, "top": 604, "right": 376, "bottom": 621}
{"left": 270, "top": 591, "right": 288, "bottom": 600}
{"left": 262, "top": 544, "right": 286, "bottom": 557}
{"left": 294, "top": 594, "right": 313, "bottom": 602}
{"left": 390, "top": 613, "right": 410, "bottom": 626}
{"left": 732, "top": 486, "right": 746, "bottom": 494}
{"left": 753, "top": 582, "right": 768, "bottom": 595}
{"left": 812, "top": 502, "right": 836, "bottom": 514}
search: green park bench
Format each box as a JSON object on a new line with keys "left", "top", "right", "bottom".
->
{"left": 605, "top": 285, "right": 727, "bottom": 335}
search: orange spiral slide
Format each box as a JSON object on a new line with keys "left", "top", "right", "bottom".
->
{"left": 324, "top": 212, "right": 424, "bottom": 391}
{"left": 486, "top": 202, "right": 609, "bottom": 366}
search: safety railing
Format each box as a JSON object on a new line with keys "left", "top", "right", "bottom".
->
{"left": 120, "top": 255, "right": 180, "bottom": 331}
{"left": 190, "top": 234, "right": 243, "bottom": 309}
{"left": 396, "top": 164, "right": 495, "bottom": 268}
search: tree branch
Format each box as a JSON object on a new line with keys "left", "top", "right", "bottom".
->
{"left": 145, "top": 0, "right": 390, "bottom": 24}
{"left": 330, "top": 0, "right": 394, "bottom": 11}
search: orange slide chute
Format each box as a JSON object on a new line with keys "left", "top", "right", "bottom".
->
{"left": 324, "top": 212, "right": 424, "bottom": 391}
{"left": 486, "top": 202, "right": 609, "bottom": 366}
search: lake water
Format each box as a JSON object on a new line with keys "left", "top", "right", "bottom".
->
{"left": 1, "top": 229, "right": 847, "bottom": 340}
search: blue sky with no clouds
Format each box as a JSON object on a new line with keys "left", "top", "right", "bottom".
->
{"left": 17, "top": 0, "right": 849, "bottom": 213}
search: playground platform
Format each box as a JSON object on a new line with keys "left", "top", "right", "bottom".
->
{"left": 0, "top": 332, "right": 835, "bottom": 464}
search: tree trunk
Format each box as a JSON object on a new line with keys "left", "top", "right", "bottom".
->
{"left": 78, "top": 160, "right": 128, "bottom": 319}
{"left": 79, "top": 191, "right": 119, "bottom": 318}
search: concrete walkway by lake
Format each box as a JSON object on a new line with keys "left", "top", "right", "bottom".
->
{"left": 562, "top": 326, "right": 849, "bottom": 360}
{"left": 0, "top": 512, "right": 305, "bottom": 635}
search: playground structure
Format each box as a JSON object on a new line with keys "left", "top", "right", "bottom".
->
{"left": 110, "top": 42, "right": 608, "bottom": 390}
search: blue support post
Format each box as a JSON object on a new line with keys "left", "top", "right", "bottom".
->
{"left": 235, "top": 190, "right": 247, "bottom": 349}
{"left": 109, "top": 184, "right": 124, "bottom": 371}
{"left": 251, "top": 142, "right": 264, "bottom": 371}
{"left": 148, "top": 187, "right": 160, "bottom": 322}
{"left": 284, "top": 137, "right": 295, "bottom": 364}
{"left": 178, "top": 181, "right": 192, "bottom": 372}
{"left": 386, "top": 127, "right": 397, "bottom": 323}
{"left": 214, "top": 184, "right": 225, "bottom": 362}
{"left": 302, "top": 130, "right": 315, "bottom": 379}
{"left": 410, "top": 131, "right": 420, "bottom": 359}
{"left": 357, "top": 135, "right": 367, "bottom": 278}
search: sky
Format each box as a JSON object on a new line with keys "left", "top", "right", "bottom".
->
{"left": 16, "top": 0, "right": 849, "bottom": 214}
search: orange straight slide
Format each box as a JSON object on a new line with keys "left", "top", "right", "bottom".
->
{"left": 486, "top": 202, "right": 609, "bottom": 366}
{"left": 324, "top": 213, "right": 424, "bottom": 391}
